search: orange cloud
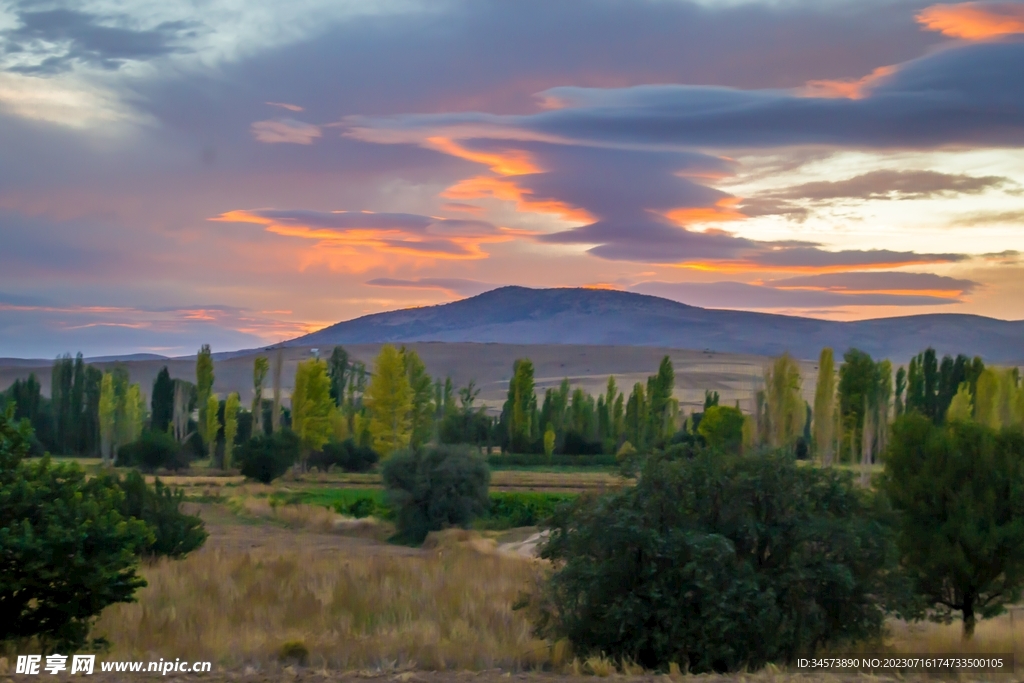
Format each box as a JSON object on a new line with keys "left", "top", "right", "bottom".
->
{"left": 773, "top": 286, "right": 965, "bottom": 298}
{"left": 442, "top": 176, "right": 594, "bottom": 223}
{"left": 425, "top": 137, "right": 540, "bottom": 175}
{"left": 674, "top": 259, "right": 960, "bottom": 274}
{"left": 917, "top": 2, "right": 1024, "bottom": 39}
{"left": 801, "top": 65, "right": 898, "bottom": 99}
{"left": 212, "top": 209, "right": 514, "bottom": 273}
{"left": 663, "top": 197, "right": 745, "bottom": 224}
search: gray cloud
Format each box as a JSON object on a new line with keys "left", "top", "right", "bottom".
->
{"left": 742, "top": 169, "right": 1013, "bottom": 219}
{"left": 769, "top": 271, "right": 979, "bottom": 292}
{"left": 2, "top": 8, "right": 197, "bottom": 73}
{"left": 629, "top": 280, "right": 963, "bottom": 309}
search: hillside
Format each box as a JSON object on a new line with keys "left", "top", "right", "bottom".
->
{"left": 292, "top": 287, "right": 1024, "bottom": 364}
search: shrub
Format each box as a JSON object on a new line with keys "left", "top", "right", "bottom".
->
{"left": 531, "top": 449, "right": 899, "bottom": 673}
{"left": 0, "top": 409, "right": 150, "bottom": 652}
{"left": 237, "top": 429, "right": 299, "bottom": 483}
{"left": 116, "top": 430, "right": 189, "bottom": 472}
{"left": 382, "top": 445, "right": 490, "bottom": 545}
{"left": 488, "top": 453, "right": 617, "bottom": 468}
{"left": 308, "top": 438, "right": 379, "bottom": 473}
{"left": 483, "top": 492, "right": 576, "bottom": 529}
{"left": 115, "top": 470, "right": 208, "bottom": 559}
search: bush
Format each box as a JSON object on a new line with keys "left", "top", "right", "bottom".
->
{"left": 487, "top": 453, "right": 617, "bottom": 468}
{"left": 115, "top": 470, "right": 207, "bottom": 559}
{"left": 115, "top": 430, "right": 189, "bottom": 472}
{"left": 237, "top": 429, "right": 299, "bottom": 483}
{"left": 0, "top": 410, "right": 150, "bottom": 652}
{"left": 382, "top": 445, "right": 490, "bottom": 545}
{"left": 308, "top": 438, "right": 379, "bottom": 473}
{"left": 532, "top": 449, "right": 899, "bottom": 673}
{"left": 483, "top": 492, "right": 576, "bottom": 529}
{"left": 561, "top": 431, "right": 604, "bottom": 455}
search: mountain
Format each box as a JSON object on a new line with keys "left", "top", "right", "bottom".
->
{"left": 289, "top": 287, "right": 1024, "bottom": 363}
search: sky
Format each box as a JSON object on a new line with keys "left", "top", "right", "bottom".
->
{"left": 1, "top": 0, "right": 1023, "bottom": 358}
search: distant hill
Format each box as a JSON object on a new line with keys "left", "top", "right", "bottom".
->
{"left": 291, "top": 286, "right": 1024, "bottom": 363}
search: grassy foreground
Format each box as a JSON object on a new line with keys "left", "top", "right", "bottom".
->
{"left": 78, "top": 497, "right": 1024, "bottom": 679}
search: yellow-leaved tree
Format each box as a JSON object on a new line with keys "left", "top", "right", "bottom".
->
{"left": 365, "top": 345, "right": 412, "bottom": 458}
{"left": 291, "top": 359, "right": 333, "bottom": 469}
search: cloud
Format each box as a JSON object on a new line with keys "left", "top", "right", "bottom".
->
{"left": 266, "top": 101, "right": 304, "bottom": 112}
{"left": 0, "top": 301, "right": 314, "bottom": 359}
{"left": 1, "top": 8, "right": 197, "bottom": 74}
{"left": 250, "top": 118, "right": 322, "bottom": 144}
{"left": 211, "top": 209, "right": 512, "bottom": 264}
{"left": 740, "top": 169, "right": 1013, "bottom": 219}
{"left": 917, "top": 2, "right": 1024, "bottom": 39}
{"left": 629, "top": 280, "right": 964, "bottom": 309}
{"left": 951, "top": 209, "right": 1024, "bottom": 225}
{"left": 768, "top": 271, "right": 979, "bottom": 294}
{"left": 365, "top": 277, "right": 498, "bottom": 297}
{"left": 767, "top": 169, "right": 1010, "bottom": 201}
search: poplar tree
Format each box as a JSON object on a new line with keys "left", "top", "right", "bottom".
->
{"left": 252, "top": 356, "right": 269, "bottom": 436}
{"left": 764, "top": 353, "right": 804, "bottom": 450}
{"left": 946, "top": 383, "right": 973, "bottom": 421}
{"left": 205, "top": 394, "right": 219, "bottom": 462}
{"left": 504, "top": 359, "right": 538, "bottom": 453}
{"left": 271, "top": 349, "right": 283, "bottom": 433}
{"left": 813, "top": 348, "right": 836, "bottom": 465}
{"left": 328, "top": 346, "right": 349, "bottom": 407}
{"left": 99, "top": 373, "right": 115, "bottom": 465}
{"left": 151, "top": 366, "right": 175, "bottom": 433}
{"left": 196, "top": 345, "right": 214, "bottom": 445}
{"left": 292, "top": 359, "right": 333, "bottom": 467}
{"left": 365, "top": 345, "right": 413, "bottom": 458}
{"left": 223, "top": 392, "right": 239, "bottom": 469}
{"left": 402, "top": 347, "right": 434, "bottom": 449}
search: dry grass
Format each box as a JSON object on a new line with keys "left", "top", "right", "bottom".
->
{"left": 227, "top": 497, "right": 389, "bottom": 539}
{"left": 93, "top": 539, "right": 549, "bottom": 671}
{"left": 887, "top": 609, "right": 1024, "bottom": 659}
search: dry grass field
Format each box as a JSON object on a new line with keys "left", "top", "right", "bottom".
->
{"left": 47, "top": 496, "right": 1018, "bottom": 683}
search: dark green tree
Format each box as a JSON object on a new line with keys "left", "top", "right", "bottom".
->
{"left": 237, "top": 429, "right": 299, "bottom": 483}
{"left": 382, "top": 444, "right": 490, "bottom": 545}
{"left": 532, "top": 449, "right": 899, "bottom": 672}
{"left": 151, "top": 366, "right": 175, "bottom": 433}
{"left": 113, "top": 470, "right": 207, "bottom": 559}
{"left": 0, "top": 408, "right": 150, "bottom": 652}
{"left": 327, "top": 346, "right": 349, "bottom": 407}
{"left": 881, "top": 415, "right": 1024, "bottom": 638}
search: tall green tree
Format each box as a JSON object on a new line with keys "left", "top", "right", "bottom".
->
{"left": 946, "top": 383, "right": 973, "bottom": 421}
{"left": 646, "top": 356, "right": 675, "bottom": 445}
{"left": 365, "top": 345, "right": 413, "bottom": 458}
{"left": 882, "top": 415, "right": 1024, "bottom": 638}
{"left": 838, "top": 349, "right": 878, "bottom": 463}
{"left": 195, "top": 345, "right": 215, "bottom": 447}
{"left": 291, "top": 359, "right": 333, "bottom": 466}
{"left": 504, "top": 359, "right": 538, "bottom": 453}
{"left": 764, "top": 353, "right": 804, "bottom": 450}
{"left": 894, "top": 365, "right": 907, "bottom": 417}
{"left": 151, "top": 366, "right": 175, "bottom": 434}
{"left": 624, "top": 382, "right": 648, "bottom": 451}
{"left": 402, "top": 347, "right": 434, "bottom": 449}
{"left": 205, "top": 394, "right": 219, "bottom": 462}
{"left": 252, "top": 356, "right": 269, "bottom": 436}
{"left": 99, "top": 373, "right": 115, "bottom": 465}
{"left": 327, "top": 346, "right": 350, "bottom": 407}
{"left": 813, "top": 348, "right": 836, "bottom": 465}
{"left": 223, "top": 392, "right": 239, "bottom": 469}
